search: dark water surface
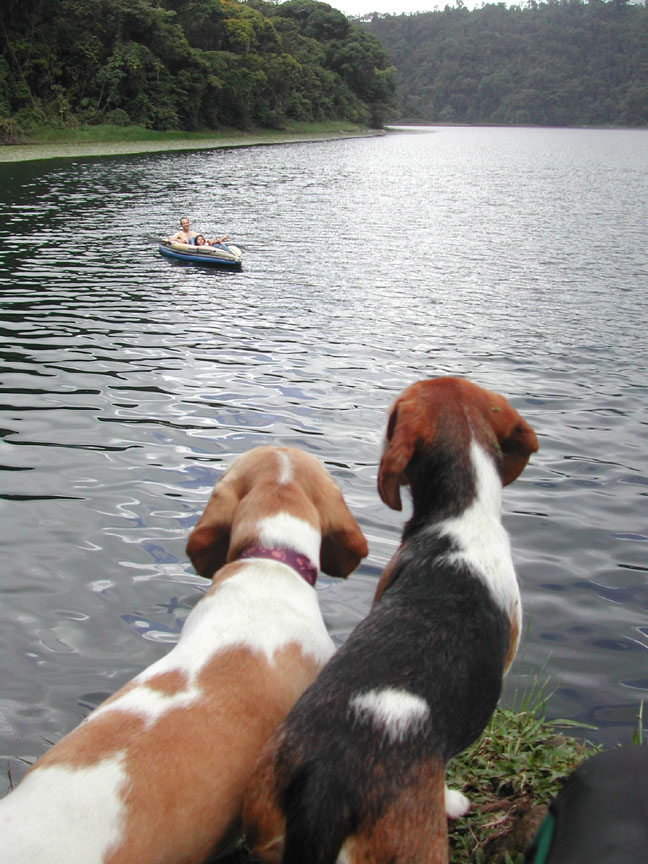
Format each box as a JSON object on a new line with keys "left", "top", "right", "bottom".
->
{"left": 1, "top": 126, "right": 647, "bottom": 791}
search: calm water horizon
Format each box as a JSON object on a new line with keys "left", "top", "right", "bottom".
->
{"left": 1, "top": 125, "right": 647, "bottom": 793}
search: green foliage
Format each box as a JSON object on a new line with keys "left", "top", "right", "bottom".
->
{"left": 360, "top": 0, "right": 648, "bottom": 127}
{"left": 261, "top": 0, "right": 397, "bottom": 127}
{"left": 0, "top": 0, "right": 395, "bottom": 138}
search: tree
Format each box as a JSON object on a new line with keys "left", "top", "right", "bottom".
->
{"left": 360, "top": 0, "right": 648, "bottom": 127}
{"left": 0, "top": 0, "right": 396, "bottom": 137}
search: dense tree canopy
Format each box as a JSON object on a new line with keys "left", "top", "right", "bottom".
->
{"left": 359, "top": 0, "right": 648, "bottom": 126}
{"left": 0, "top": 0, "right": 396, "bottom": 140}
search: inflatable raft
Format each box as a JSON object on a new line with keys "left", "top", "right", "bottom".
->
{"left": 159, "top": 239, "right": 243, "bottom": 269}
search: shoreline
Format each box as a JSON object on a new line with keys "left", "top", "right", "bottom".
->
{"left": 0, "top": 127, "right": 386, "bottom": 164}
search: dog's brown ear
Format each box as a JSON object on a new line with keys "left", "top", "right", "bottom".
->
{"left": 186, "top": 483, "right": 240, "bottom": 579}
{"left": 319, "top": 492, "right": 368, "bottom": 579}
{"left": 484, "top": 393, "right": 539, "bottom": 486}
{"left": 498, "top": 414, "right": 538, "bottom": 486}
{"left": 378, "top": 393, "right": 437, "bottom": 511}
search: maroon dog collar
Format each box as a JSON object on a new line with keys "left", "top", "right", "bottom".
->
{"left": 237, "top": 545, "right": 319, "bottom": 587}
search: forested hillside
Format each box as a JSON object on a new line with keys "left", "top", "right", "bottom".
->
{"left": 360, "top": 0, "right": 648, "bottom": 126}
{"left": 0, "top": 0, "right": 395, "bottom": 141}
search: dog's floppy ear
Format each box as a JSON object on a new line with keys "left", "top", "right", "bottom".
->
{"left": 186, "top": 483, "right": 240, "bottom": 579}
{"left": 486, "top": 395, "right": 538, "bottom": 486}
{"left": 378, "top": 391, "right": 437, "bottom": 511}
{"left": 319, "top": 491, "right": 368, "bottom": 579}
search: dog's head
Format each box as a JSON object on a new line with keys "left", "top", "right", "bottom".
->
{"left": 186, "top": 446, "right": 368, "bottom": 580}
{"left": 378, "top": 377, "right": 538, "bottom": 510}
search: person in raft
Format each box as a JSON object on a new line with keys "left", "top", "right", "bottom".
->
{"left": 195, "top": 234, "right": 230, "bottom": 247}
{"left": 166, "top": 217, "right": 197, "bottom": 243}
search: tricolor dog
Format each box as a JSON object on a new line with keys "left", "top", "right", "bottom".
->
{"left": 243, "top": 377, "right": 538, "bottom": 864}
{"left": 0, "top": 445, "right": 368, "bottom": 864}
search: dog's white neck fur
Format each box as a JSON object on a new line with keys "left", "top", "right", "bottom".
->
{"left": 257, "top": 513, "right": 322, "bottom": 567}
{"left": 439, "top": 439, "right": 520, "bottom": 622}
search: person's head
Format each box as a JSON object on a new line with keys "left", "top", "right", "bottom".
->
{"left": 180, "top": 217, "right": 190, "bottom": 231}
{"left": 195, "top": 234, "right": 206, "bottom": 246}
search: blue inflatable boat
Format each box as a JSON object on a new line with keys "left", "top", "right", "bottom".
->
{"left": 159, "top": 239, "right": 243, "bottom": 269}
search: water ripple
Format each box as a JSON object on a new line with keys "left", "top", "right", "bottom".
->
{"left": 1, "top": 127, "right": 647, "bottom": 787}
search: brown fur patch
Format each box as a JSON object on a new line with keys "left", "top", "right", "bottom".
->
{"left": 33, "top": 710, "right": 145, "bottom": 770}
{"left": 341, "top": 756, "right": 449, "bottom": 864}
{"left": 145, "top": 668, "right": 189, "bottom": 695}
{"left": 504, "top": 604, "right": 521, "bottom": 674}
{"left": 242, "top": 729, "right": 288, "bottom": 864}
{"left": 372, "top": 547, "right": 402, "bottom": 603}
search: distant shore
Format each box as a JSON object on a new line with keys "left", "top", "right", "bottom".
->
{"left": 0, "top": 122, "right": 386, "bottom": 164}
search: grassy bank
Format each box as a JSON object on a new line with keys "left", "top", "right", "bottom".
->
{"left": 0, "top": 121, "right": 383, "bottom": 163}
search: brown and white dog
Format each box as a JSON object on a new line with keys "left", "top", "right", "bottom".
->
{"left": 243, "top": 377, "right": 538, "bottom": 864}
{"left": 0, "top": 445, "right": 368, "bottom": 864}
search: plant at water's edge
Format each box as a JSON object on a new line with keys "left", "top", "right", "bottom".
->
{"left": 633, "top": 700, "right": 644, "bottom": 745}
{"left": 446, "top": 706, "right": 600, "bottom": 864}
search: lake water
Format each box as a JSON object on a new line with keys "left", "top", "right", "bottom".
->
{"left": 1, "top": 126, "right": 647, "bottom": 793}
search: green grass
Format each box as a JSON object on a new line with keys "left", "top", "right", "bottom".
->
{"left": 0, "top": 120, "right": 379, "bottom": 163}
{"left": 18, "top": 120, "right": 371, "bottom": 146}
{"left": 446, "top": 705, "right": 598, "bottom": 863}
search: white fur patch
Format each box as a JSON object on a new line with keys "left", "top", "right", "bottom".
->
{"left": 336, "top": 847, "right": 352, "bottom": 864}
{"left": 349, "top": 687, "right": 430, "bottom": 743}
{"left": 439, "top": 439, "right": 521, "bottom": 629}
{"left": 445, "top": 786, "right": 470, "bottom": 818}
{"left": 90, "top": 561, "right": 334, "bottom": 727}
{"left": 276, "top": 450, "right": 293, "bottom": 485}
{"left": 0, "top": 754, "right": 127, "bottom": 863}
{"left": 91, "top": 681, "right": 201, "bottom": 727}
{"left": 257, "top": 513, "right": 321, "bottom": 567}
